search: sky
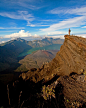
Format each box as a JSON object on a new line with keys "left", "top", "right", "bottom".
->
{"left": 0, "top": 0, "right": 86, "bottom": 43}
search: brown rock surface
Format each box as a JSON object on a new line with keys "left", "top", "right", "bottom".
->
{"left": 47, "top": 35, "right": 86, "bottom": 76}
{"left": 22, "top": 35, "right": 86, "bottom": 82}
{"left": 57, "top": 74, "right": 86, "bottom": 107}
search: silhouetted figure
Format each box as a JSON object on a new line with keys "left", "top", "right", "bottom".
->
{"left": 68, "top": 28, "right": 71, "bottom": 35}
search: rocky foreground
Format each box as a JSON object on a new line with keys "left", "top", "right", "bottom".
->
{"left": 1, "top": 35, "right": 86, "bottom": 108}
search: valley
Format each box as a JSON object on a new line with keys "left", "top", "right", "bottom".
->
{"left": 18, "top": 44, "right": 62, "bottom": 57}
{"left": 0, "top": 37, "right": 63, "bottom": 73}
{"left": 16, "top": 50, "right": 59, "bottom": 72}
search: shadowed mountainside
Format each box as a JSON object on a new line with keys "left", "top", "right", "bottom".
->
{"left": 0, "top": 38, "right": 32, "bottom": 72}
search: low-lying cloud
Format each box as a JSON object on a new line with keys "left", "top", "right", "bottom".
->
{"left": 4, "top": 30, "right": 41, "bottom": 39}
{"left": 4, "top": 30, "right": 32, "bottom": 38}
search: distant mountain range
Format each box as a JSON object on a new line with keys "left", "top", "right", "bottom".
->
{"left": 27, "top": 37, "right": 64, "bottom": 48}
{"left": 0, "top": 37, "right": 64, "bottom": 72}
{"left": 0, "top": 37, "right": 64, "bottom": 47}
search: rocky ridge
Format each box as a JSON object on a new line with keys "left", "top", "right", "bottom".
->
{"left": 22, "top": 35, "right": 86, "bottom": 82}
{"left": 2, "top": 35, "right": 86, "bottom": 108}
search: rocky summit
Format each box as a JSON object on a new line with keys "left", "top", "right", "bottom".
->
{"left": 2, "top": 35, "right": 86, "bottom": 108}
{"left": 48, "top": 35, "right": 86, "bottom": 76}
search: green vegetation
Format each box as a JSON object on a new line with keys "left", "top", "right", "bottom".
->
{"left": 67, "top": 99, "right": 69, "bottom": 102}
{"left": 42, "top": 85, "right": 55, "bottom": 100}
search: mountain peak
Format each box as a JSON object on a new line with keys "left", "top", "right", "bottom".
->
{"left": 14, "top": 37, "right": 25, "bottom": 42}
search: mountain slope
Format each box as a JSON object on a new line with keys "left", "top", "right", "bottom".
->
{"left": 15, "top": 50, "right": 58, "bottom": 72}
{"left": 0, "top": 38, "right": 32, "bottom": 72}
{"left": 23, "top": 35, "right": 86, "bottom": 82}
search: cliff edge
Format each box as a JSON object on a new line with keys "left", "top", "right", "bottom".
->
{"left": 51, "top": 35, "right": 86, "bottom": 75}
{"left": 23, "top": 35, "right": 86, "bottom": 82}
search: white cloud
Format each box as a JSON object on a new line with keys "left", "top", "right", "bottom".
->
{"left": 76, "top": 34, "right": 86, "bottom": 38}
{"left": 32, "top": 34, "right": 40, "bottom": 38}
{"left": 44, "top": 35, "right": 64, "bottom": 39}
{"left": 0, "top": 27, "right": 25, "bottom": 29}
{"left": 47, "top": 31, "right": 66, "bottom": 35}
{"left": 4, "top": 30, "right": 32, "bottom": 38}
{"left": 0, "top": 11, "right": 34, "bottom": 26}
{"left": 29, "top": 24, "right": 36, "bottom": 27}
{"left": 82, "top": 26, "right": 86, "bottom": 28}
{"left": 18, "top": 1, "right": 42, "bottom": 10}
{"left": 0, "top": 0, "right": 44, "bottom": 11}
{"left": 0, "top": 27, "right": 4, "bottom": 29}
{"left": 40, "top": 16, "right": 86, "bottom": 32}
{"left": 41, "top": 6, "right": 86, "bottom": 36}
{"left": 49, "top": 7, "right": 86, "bottom": 15}
{"left": 27, "top": 23, "right": 50, "bottom": 27}
{"left": 36, "top": 25, "right": 50, "bottom": 27}
{"left": 0, "top": 30, "right": 18, "bottom": 33}
{"left": 0, "top": 41, "right": 6, "bottom": 44}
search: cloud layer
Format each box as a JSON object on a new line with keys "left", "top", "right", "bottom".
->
{"left": 4, "top": 30, "right": 40, "bottom": 39}
{"left": 40, "top": 16, "right": 86, "bottom": 32}
{"left": 48, "top": 7, "right": 86, "bottom": 15}
{"left": 0, "top": 27, "right": 25, "bottom": 29}
{"left": 40, "top": 6, "right": 86, "bottom": 34}
{"left": 4, "top": 30, "right": 31, "bottom": 38}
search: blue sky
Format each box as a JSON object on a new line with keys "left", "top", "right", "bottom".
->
{"left": 0, "top": 0, "right": 86, "bottom": 43}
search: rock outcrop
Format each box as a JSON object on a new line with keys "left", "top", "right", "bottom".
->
{"left": 57, "top": 74, "right": 86, "bottom": 107}
{"left": 48, "top": 35, "right": 86, "bottom": 76}
{"left": 22, "top": 35, "right": 86, "bottom": 82}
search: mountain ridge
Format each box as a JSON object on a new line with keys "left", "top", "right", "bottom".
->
{"left": 23, "top": 35, "right": 86, "bottom": 82}
{"left": 0, "top": 37, "right": 64, "bottom": 47}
